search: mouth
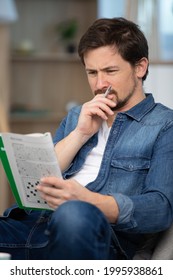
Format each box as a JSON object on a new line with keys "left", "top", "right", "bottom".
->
{"left": 94, "top": 88, "right": 115, "bottom": 96}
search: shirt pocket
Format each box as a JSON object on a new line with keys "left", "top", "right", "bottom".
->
{"left": 107, "top": 157, "right": 151, "bottom": 195}
{"left": 111, "top": 157, "right": 150, "bottom": 172}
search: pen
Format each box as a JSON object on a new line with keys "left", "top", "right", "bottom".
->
{"left": 104, "top": 85, "right": 112, "bottom": 97}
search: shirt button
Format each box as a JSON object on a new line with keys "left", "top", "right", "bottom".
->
{"left": 129, "top": 165, "right": 133, "bottom": 170}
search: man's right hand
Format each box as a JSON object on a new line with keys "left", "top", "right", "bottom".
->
{"left": 55, "top": 94, "right": 116, "bottom": 172}
{"left": 75, "top": 94, "right": 116, "bottom": 142}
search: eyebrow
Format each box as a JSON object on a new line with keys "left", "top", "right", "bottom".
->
{"left": 85, "top": 66, "right": 119, "bottom": 72}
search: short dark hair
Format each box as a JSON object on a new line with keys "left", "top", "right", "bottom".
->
{"left": 78, "top": 17, "right": 149, "bottom": 81}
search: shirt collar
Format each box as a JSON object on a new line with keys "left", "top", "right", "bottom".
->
{"left": 121, "top": 93, "right": 156, "bottom": 122}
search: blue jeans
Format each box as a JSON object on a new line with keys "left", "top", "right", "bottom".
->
{"left": 0, "top": 201, "right": 131, "bottom": 259}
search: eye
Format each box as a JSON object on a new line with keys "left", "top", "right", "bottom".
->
{"left": 86, "top": 70, "right": 97, "bottom": 76}
{"left": 106, "top": 69, "right": 118, "bottom": 74}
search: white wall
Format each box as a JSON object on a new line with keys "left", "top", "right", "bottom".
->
{"left": 144, "top": 64, "right": 173, "bottom": 109}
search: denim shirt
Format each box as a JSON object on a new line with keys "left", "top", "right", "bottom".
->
{"left": 53, "top": 94, "right": 173, "bottom": 234}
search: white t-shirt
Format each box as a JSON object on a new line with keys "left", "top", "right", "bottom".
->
{"left": 72, "top": 121, "right": 111, "bottom": 186}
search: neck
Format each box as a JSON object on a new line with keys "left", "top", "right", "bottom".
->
{"left": 107, "top": 114, "right": 116, "bottom": 127}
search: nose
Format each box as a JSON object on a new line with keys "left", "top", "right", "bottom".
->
{"left": 95, "top": 72, "right": 108, "bottom": 91}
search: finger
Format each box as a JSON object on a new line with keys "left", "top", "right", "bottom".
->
{"left": 36, "top": 187, "right": 61, "bottom": 209}
{"left": 40, "top": 176, "right": 64, "bottom": 188}
{"left": 37, "top": 184, "right": 61, "bottom": 197}
{"left": 93, "top": 102, "right": 115, "bottom": 115}
{"left": 86, "top": 99, "right": 116, "bottom": 115}
{"left": 86, "top": 103, "right": 115, "bottom": 120}
{"left": 93, "top": 95, "right": 116, "bottom": 107}
{"left": 43, "top": 195, "right": 62, "bottom": 209}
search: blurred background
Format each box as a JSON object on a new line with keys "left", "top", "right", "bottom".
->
{"left": 0, "top": 0, "right": 173, "bottom": 212}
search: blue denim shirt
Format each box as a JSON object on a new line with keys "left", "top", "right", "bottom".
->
{"left": 53, "top": 94, "right": 173, "bottom": 234}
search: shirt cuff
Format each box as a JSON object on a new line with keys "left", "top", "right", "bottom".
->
{"left": 111, "top": 193, "right": 138, "bottom": 230}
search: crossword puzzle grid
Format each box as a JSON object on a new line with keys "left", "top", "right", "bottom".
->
{"left": 22, "top": 177, "right": 48, "bottom": 205}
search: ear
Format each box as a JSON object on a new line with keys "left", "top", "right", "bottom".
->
{"left": 135, "top": 57, "right": 149, "bottom": 79}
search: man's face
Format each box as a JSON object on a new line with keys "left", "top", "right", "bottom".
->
{"left": 84, "top": 46, "right": 147, "bottom": 112}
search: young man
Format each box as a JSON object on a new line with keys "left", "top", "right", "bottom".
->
{"left": 1, "top": 17, "right": 173, "bottom": 260}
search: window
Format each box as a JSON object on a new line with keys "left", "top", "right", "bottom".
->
{"left": 97, "top": 0, "right": 125, "bottom": 18}
{"left": 97, "top": 0, "right": 173, "bottom": 61}
{"left": 158, "top": 0, "right": 173, "bottom": 60}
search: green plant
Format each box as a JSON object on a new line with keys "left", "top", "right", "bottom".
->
{"left": 55, "top": 18, "right": 78, "bottom": 41}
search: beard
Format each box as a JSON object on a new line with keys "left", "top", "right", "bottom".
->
{"left": 94, "top": 77, "right": 138, "bottom": 111}
{"left": 111, "top": 88, "right": 136, "bottom": 111}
